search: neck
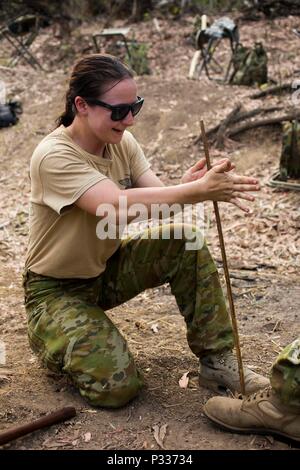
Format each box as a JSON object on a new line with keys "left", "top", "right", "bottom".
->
{"left": 66, "top": 118, "right": 105, "bottom": 157}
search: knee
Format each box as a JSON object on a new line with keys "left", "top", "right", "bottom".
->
{"left": 77, "top": 370, "right": 143, "bottom": 408}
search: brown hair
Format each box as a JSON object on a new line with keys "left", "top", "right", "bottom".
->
{"left": 56, "top": 54, "right": 134, "bottom": 127}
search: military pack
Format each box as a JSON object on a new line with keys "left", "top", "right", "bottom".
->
{"left": 280, "top": 120, "right": 300, "bottom": 180}
{"left": 230, "top": 42, "right": 268, "bottom": 86}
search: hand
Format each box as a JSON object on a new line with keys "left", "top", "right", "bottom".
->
{"left": 200, "top": 159, "right": 260, "bottom": 213}
{"left": 181, "top": 157, "right": 235, "bottom": 184}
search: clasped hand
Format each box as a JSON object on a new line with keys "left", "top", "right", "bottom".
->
{"left": 181, "top": 157, "right": 260, "bottom": 213}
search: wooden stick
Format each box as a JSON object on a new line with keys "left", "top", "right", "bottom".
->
{"left": 0, "top": 406, "right": 76, "bottom": 446}
{"left": 200, "top": 120, "right": 246, "bottom": 395}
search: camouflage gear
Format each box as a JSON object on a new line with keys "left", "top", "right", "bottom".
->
{"left": 230, "top": 42, "right": 268, "bottom": 86}
{"left": 271, "top": 338, "right": 300, "bottom": 408}
{"left": 23, "top": 224, "right": 234, "bottom": 408}
{"left": 280, "top": 120, "right": 300, "bottom": 180}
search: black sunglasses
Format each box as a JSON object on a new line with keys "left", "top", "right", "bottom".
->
{"left": 85, "top": 96, "right": 144, "bottom": 121}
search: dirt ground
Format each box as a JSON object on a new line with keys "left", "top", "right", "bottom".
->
{"left": 0, "top": 13, "right": 299, "bottom": 451}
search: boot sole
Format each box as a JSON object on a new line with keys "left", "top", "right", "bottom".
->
{"left": 203, "top": 406, "right": 300, "bottom": 445}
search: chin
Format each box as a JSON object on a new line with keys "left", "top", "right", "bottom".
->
{"left": 109, "top": 130, "right": 124, "bottom": 143}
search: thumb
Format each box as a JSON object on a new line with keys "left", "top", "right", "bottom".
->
{"left": 213, "top": 159, "right": 231, "bottom": 173}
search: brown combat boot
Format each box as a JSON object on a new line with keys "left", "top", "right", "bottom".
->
{"left": 203, "top": 387, "right": 300, "bottom": 444}
{"left": 199, "top": 350, "right": 269, "bottom": 394}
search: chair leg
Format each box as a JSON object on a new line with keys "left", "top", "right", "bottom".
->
{"left": 4, "top": 32, "right": 42, "bottom": 69}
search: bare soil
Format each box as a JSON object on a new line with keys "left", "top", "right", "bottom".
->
{"left": 0, "top": 13, "right": 299, "bottom": 451}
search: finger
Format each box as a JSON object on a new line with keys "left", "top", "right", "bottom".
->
{"left": 233, "top": 184, "right": 260, "bottom": 192}
{"left": 232, "top": 192, "right": 255, "bottom": 201}
{"left": 213, "top": 159, "right": 231, "bottom": 173}
{"left": 230, "top": 198, "right": 250, "bottom": 213}
{"left": 212, "top": 158, "right": 235, "bottom": 170}
{"left": 232, "top": 174, "right": 259, "bottom": 185}
{"left": 212, "top": 158, "right": 227, "bottom": 166}
{"left": 192, "top": 158, "right": 206, "bottom": 171}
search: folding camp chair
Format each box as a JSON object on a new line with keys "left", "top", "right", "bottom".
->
{"left": 93, "top": 27, "right": 133, "bottom": 64}
{"left": 0, "top": 14, "right": 44, "bottom": 69}
{"left": 189, "top": 17, "right": 239, "bottom": 82}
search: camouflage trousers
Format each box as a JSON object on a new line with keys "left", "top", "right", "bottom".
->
{"left": 23, "top": 224, "right": 234, "bottom": 408}
{"left": 270, "top": 338, "right": 300, "bottom": 408}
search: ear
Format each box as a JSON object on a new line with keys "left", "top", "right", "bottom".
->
{"left": 74, "top": 96, "right": 88, "bottom": 116}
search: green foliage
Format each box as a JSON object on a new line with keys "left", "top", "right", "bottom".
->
{"left": 126, "top": 41, "right": 151, "bottom": 76}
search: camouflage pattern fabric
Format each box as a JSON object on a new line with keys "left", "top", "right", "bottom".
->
{"left": 23, "top": 223, "right": 234, "bottom": 408}
{"left": 230, "top": 42, "right": 268, "bottom": 86}
{"left": 280, "top": 120, "right": 300, "bottom": 180}
{"left": 271, "top": 338, "right": 300, "bottom": 408}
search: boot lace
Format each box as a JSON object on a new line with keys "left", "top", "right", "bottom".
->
{"left": 245, "top": 386, "right": 272, "bottom": 403}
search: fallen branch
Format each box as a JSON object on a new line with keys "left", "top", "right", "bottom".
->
{"left": 0, "top": 407, "right": 76, "bottom": 446}
{"left": 194, "top": 106, "right": 283, "bottom": 144}
{"left": 228, "top": 113, "right": 300, "bottom": 137}
{"left": 235, "top": 106, "right": 283, "bottom": 121}
{"left": 216, "top": 104, "right": 242, "bottom": 149}
{"left": 249, "top": 83, "right": 292, "bottom": 99}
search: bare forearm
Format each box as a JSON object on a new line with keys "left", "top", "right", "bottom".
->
{"left": 110, "top": 182, "right": 205, "bottom": 223}
{"left": 122, "top": 181, "right": 204, "bottom": 207}
{"left": 77, "top": 160, "right": 259, "bottom": 217}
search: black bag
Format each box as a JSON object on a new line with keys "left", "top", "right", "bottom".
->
{"left": 0, "top": 101, "right": 22, "bottom": 128}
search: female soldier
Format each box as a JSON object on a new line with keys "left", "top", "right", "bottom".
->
{"left": 24, "top": 54, "right": 268, "bottom": 408}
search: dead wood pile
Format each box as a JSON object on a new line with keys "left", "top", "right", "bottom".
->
{"left": 194, "top": 103, "right": 300, "bottom": 149}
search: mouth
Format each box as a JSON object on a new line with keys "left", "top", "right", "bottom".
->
{"left": 112, "top": 128, "right": 124, "bottom": 134}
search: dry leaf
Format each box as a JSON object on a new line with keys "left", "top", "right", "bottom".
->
{"left": 0, "top": 374, "right": 10, "bottom": 384}
{"left": 179, "top": 371, "right": 189, "bottom": 389}
{"left": 142, "top": 440, "right": 148, "bottom": 449}
{"left": 83, "top": 432, "right": 92, "bottom": 442}
{"left": 0, "top": 368, "right": 12, "bottom": 384}
{"left": 152, "top": 424, "right": 168, "bottom": 449}
{"left": 150, "top": 323, "right": 159, "bottom": 334}
{"left": 42, "top": 440, "right": 70, "bottom": 449}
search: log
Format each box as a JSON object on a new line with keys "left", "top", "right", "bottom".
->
{"left": 228, "top": 113, "right": 300, "bottom": 138}
{"left": 0, "top": 406, "right": 76, "bottom": 446}
{"left": 234, "top": 106, "right": 283, "bottom": 121}
{"left": 249, "top": 83, "right": 292, "bottom": 99}
{"left": 194, "top": 106, "right": 283, "bottom": 144}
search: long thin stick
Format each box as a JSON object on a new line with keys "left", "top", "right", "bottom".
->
{"left": 200, "top": 120, "right": 246, "bottom": 395}
{"left": 0, "top": 406, "right": 76, "bottom": 446}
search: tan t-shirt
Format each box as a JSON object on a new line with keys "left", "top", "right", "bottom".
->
{"left": 25, "top": 126, "right": 150, "bottom": 278}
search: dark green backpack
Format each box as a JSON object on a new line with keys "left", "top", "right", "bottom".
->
{"left": 230, "top": 42, "right": 268, "bottom": 86}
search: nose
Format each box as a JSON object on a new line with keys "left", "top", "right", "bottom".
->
{"left": 122, "top": 110, "right": 134, "bottom": 126}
